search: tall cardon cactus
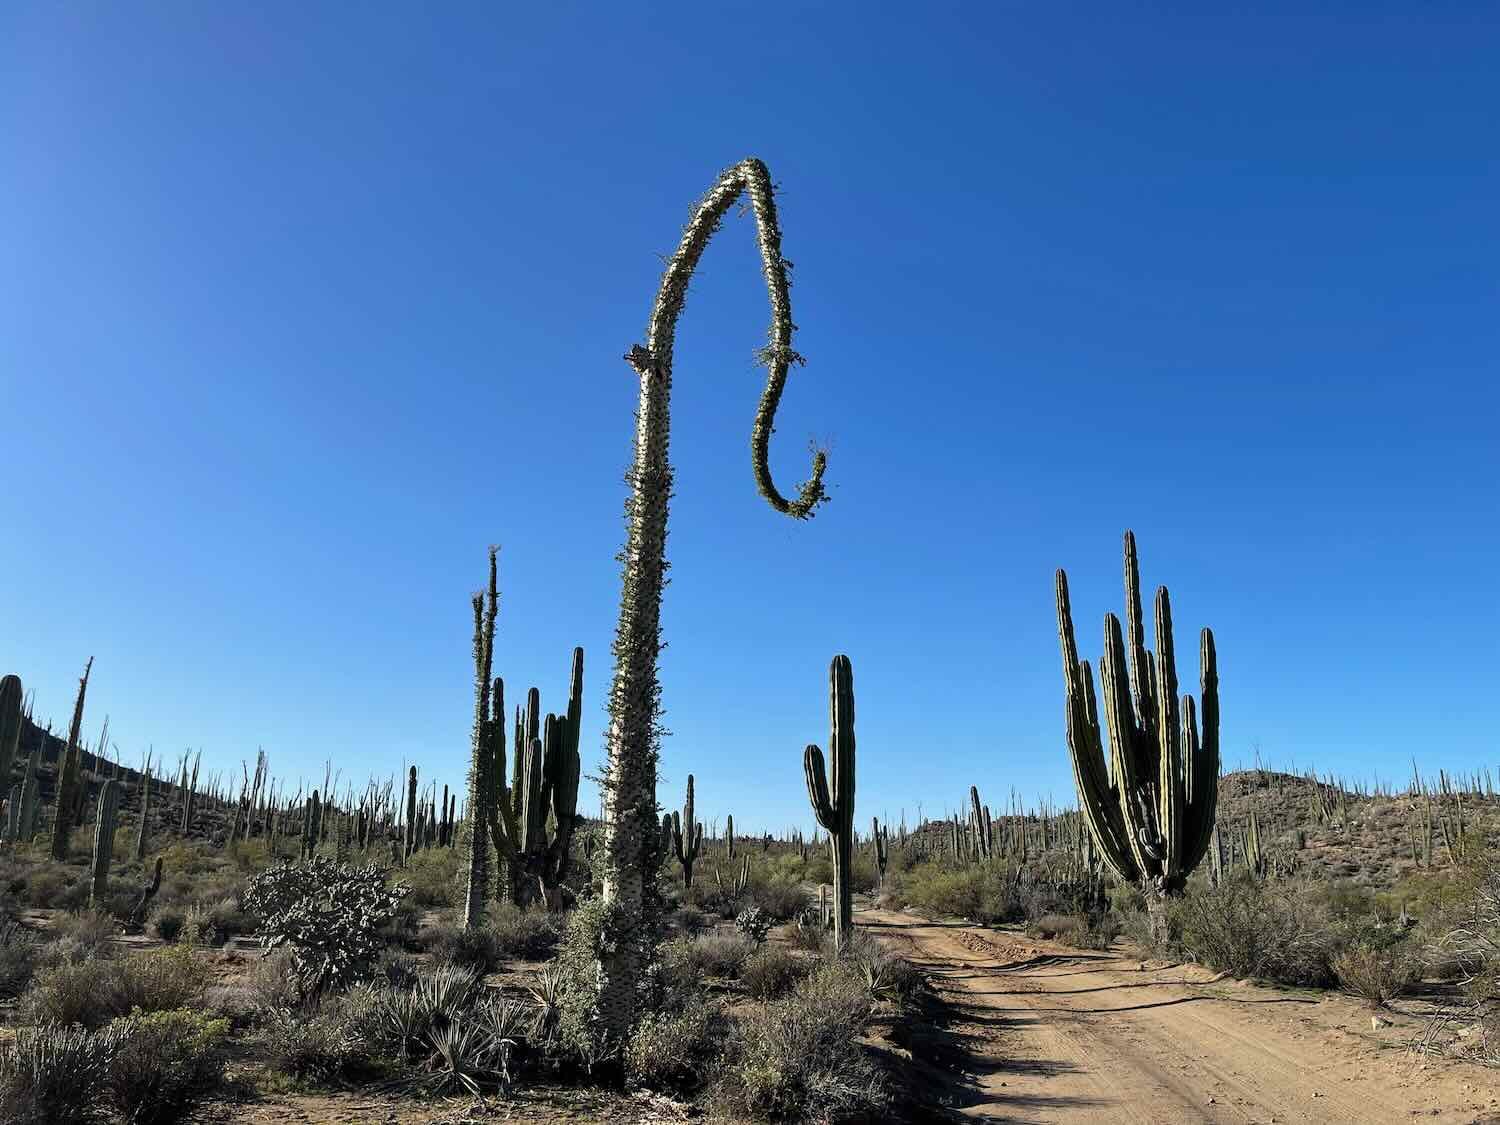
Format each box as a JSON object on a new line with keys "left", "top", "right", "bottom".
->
{"left": 596, "top": 157, "right": 828, "bottom": 1039}
{"left": 0, "top": 675, "right": 22, "bottom": 789}
{"left": 803, "top": 655, "right": 856, "bottom": 950}
{"left": 1056, "top": 531, "right": 1220, "bottom": 936}
{"left": 90, "top": 779, "right": 119, "bottom": 906}
{"left": 671, "top": 775, "right": 703, "bottom": 887}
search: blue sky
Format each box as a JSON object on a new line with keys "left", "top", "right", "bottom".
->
{"left": 2, "top": 5, "right": 1495, "bottom": 833}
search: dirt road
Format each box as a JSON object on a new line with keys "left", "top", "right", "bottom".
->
{"left": 862, "top": 906, "right": 1499, "bottom": 1124}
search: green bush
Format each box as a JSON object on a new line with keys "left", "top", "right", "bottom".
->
{"left": 750, "top": 879, "right": 808, "bottom": 921}
{"left": 884, "top": 862, "right": 1022, "bottom": 925}
{"left": 1172, "top": 875, "right": 1336, "bottom": 987}
{"left": 625, "top": 996, "right": 727, "bottom": 1094}
{"left": 486, "top": 900, "right": 562, "bottom": 960}
{"left": 23, "top": 945, "right": 211, "bottom": 1030}
{"left": 103, "top": 1008, "right": 227, "bottom": 1125}
{"left": 401, "top": 847, "right": 461, "bottom": 908}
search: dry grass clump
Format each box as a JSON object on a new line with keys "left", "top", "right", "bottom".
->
{"left": 23, "top": 943, "right": 211, "bottom": 1030}
{"left": 1171, "top": 875, "right": 1338, "bottom": 987}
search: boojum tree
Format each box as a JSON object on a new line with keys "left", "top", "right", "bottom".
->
{"left": 1055, "top": 530, "right": 1220, "bottom": 940}
{"left": 595, "top": 157, "right": 828, "bottom": 1041}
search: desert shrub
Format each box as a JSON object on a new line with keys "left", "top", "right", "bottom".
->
{"left": 377, "top": 964, "right": 483, "bottom": 1061}
{"left": 200, "top": 896, "right": 253, "bottom": 944}
{"left": 0, "top": 919, "right": 38, "bottom": 998}
{"left": 20, "top": 867, "right": 70, "bottom": 911}
{"left": 242, "top": 858, "right": 409, "bottom": 995}
{"left": 260, "top": 1005, "right": 368, "bottom": 1084}
{"left": 665, "top": 933, "right": 755, "bottom": 981}
{"left": 1437, "top": 845, "right": 1500, "bottom": 1060}
{"left": 1333, "top": 943, "right": 1419, "bottom": 1007}
{"left": 112, "top": 944, "right": 213, "bottom": 1017}
{"left": 751, "top": 879, "right": 808, "bottom": 921}
{"left": 1172, "top": 875, "right": 1336, "bottom": 987}
{"left": 147, "top": 905, "right": 188, "bottom": 944}
{"left": 42, "top": 909, "right": 116, "bottom": 966}
{"left": 741, "top": 947, "right": 807, "bottom": 1000}
{"left": 886, "top": 862, "right": 1022, "bottom": 925}
{"left": 1030, "top": 913, "right": 1084, "bottom": 941}
{"left": 487, "top": 900, "right": 563, "bottom": 960}
{"left": 0, "top": 1023, "right": 113, "bottom": 1125}
{"left": 624, "top": 995, "right": 727, "bottom": 1094}
{"left": 419, "top": 916, "right": 502, "bottom": 973}
{"left": 24, "top": 945, "right": 210, "bottom": 1030}
{"left": 103, "top": 1008, "right": 227, "bottom": 1125}
{"left": 400, "top": 846, "right": 460, "bottom": 908}
{"left": 675, "top": 904, "right": 707, "bottom": 936}
{"left": 1031, "top": 912, "right": 1119, "bottom": 951}
{"left": 247, "top": 945, "right": 303, "bottom": 1012}
{"left": 713, "top": 962, "right": 889, "bottom": 1122}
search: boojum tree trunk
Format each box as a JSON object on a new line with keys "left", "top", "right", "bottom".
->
{"left": 596, "top": 157, "right": 828, "bottom": 1042}
{"left": 1056, "top": 531, "right": 1220, "bottom": 944}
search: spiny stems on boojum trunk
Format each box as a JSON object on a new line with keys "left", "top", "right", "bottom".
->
{"left": 595, "top": 156, "right": 829, "bottom": 1040}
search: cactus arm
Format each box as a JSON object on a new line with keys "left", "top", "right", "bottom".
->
{"left": 1057, "top": 570, "right": 1139, "bottom": 880}
{"left": 1154, "top": 585, "right": 1183, "bottom": 879}
{"left": 1180, "top": 629, "right": 1221, "bottom": 874}
{"left": 803, "top": 745, "right": 835, "bottom": 831}
{"left": 1100, "top": 613, "right": 1159, "bottom": 881}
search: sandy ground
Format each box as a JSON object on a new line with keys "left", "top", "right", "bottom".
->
{"left": 862, "top": 905, "right": 1500, "bottom": 1124}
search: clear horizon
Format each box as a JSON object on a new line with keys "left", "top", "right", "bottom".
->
{"left": 3, "top": 5, "right": 1496, "bottom": 835}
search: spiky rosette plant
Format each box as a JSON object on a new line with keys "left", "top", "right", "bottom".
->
{"left": 1055, "top": 531, "right": 1220, "bottom": 936}
{"left": 596, "top": 157, "right": 828, "bottom": 1040}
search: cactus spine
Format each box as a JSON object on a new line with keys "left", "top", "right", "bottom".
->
{"left": 671, "top": 775, "right": 703, "bottom": 887}
{"left": 51, "top": 659, "right": 94, "bottom": 859}
{"left": 90, "top": 779, "right": 119, "bottom": 906}
{"left": 1056, "top": 531, "right": 1220, "bottom": 934}
{"left": 803, "top": 654, "right": 856, "bottom": 950}
{"left": 596, "top": 158, "right": 828, "bottom": 1039}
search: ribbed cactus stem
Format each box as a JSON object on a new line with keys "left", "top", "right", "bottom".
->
{"left": 872, "top": 816, "right": 888, "bottom": 886}
{"left": 90, "top": 779, "right": 119, "bottom": 906}
{"left": 1056, "top": 531, "right": 1220, "bottom": 939}
{"left": 803, "top": 655, "right": 856, "bottom": 950}
{"left": 0, "top": 675, "right": 22, "bottom": 792}
{"left": 135, "top": 761, "right": 152, "bottom": 861}
{"left": 726, "top": 814, "right": 735, "bottom": 861}
{"left": 403, "top": 767, "right": 418, "bottom": 864}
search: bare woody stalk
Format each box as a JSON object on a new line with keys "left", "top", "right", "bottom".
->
{"left": 51, "top": 658, "right": 94, "bottom": 859}
{"left": 597, "top": 157, "right": 828, "bottom": 1041}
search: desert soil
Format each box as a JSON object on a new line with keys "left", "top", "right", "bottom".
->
{"left": 862, "top": 905, "right": 1500, "bottom": 1124}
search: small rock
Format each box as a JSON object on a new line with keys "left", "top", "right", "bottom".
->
{"left": 1372, "top": 1016, "right": 1392, "bottom": 1030}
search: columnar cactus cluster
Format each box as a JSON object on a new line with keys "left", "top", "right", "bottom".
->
{"left": 803, "top": 654, "right": 856, "bottom": 950}
{"left": 1055, "top": 531, "right": 1220, "bottom": 916}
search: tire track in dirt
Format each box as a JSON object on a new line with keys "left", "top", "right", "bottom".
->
{"left": 862, "top": 906, "right": 1500, "bottom": 1124}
